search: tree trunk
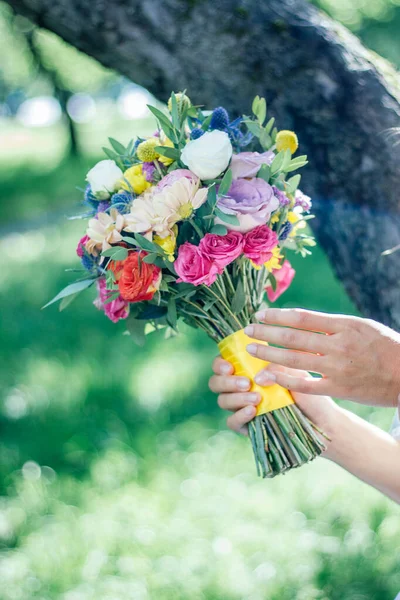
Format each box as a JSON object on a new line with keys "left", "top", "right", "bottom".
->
{"left": 5, "top": 0, "right": 400, "bottom": 327}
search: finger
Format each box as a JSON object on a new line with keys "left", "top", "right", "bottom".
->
{"left": 246, "top": 343, "right": 324, "bottom": 373}
{"left": 244, "top": 323, "right": 330, "bottom": 354}
{"left": 255, "top": 308, "right": 344, "bottom": 334}
{"left": 212, "top": 356, "right": 234, "bottom": 375}
{"left": 209, "top": 374, "right": 251, "bottom": 393}
{"left": 217, "top": 391, "right": 261, "bottom": 411}
{"left": 227, "top": 405, "right": 256, "bottom": 434}
{"left": 255, "top": 368, "right": 328, "bottom": 395}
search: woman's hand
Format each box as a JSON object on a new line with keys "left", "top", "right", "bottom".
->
{"left": 244, "top": 308, "right": 400, "bottom": 407}
{"left": 209, "top": 357, "right": 338, "bottom": 445}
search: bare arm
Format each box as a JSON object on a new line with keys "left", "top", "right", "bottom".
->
{"left": 326, "top": 407, "right": 400, "bottom": 504}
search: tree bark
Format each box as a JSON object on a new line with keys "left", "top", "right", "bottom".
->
{"left": 5, "top": 0, "right": 400, "bottom": 327}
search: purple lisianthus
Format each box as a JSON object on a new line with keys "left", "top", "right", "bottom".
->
{"left": 230, "top": 151, "right": 275, "bottom": 179}
{"left": 142, "top": 162, "right": 156, "bottom": 183}
{"left": 272, "top": 185, "right": 290, "bottom": 207}
{"left": 216, "top": 178, "right": 279, "bottom": 233}
{"left": 294, "top": 189, "right": 312, "bottom": 212}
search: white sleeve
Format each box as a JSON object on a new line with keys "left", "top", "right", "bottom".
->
{"left": 390, "top": 407, "right": 400, "bottom": 441}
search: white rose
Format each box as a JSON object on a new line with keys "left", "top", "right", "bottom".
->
{"left": 86, "top": 160, "right": 123, "bottom": 199}
{"left": 181, "top": 130, "right": 233, "bottom": 180}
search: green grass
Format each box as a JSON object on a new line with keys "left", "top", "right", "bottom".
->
{"left": 0, "top": 124, "right": 399, "bottom": 599}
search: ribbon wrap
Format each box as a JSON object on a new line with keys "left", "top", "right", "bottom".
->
{"left": 218, "top": 329, "right": 294, "bottom": 416}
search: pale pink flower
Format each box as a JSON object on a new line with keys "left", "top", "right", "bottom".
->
{"left": 93, "top": 279, "right": 129, "bottom": 323}
{"left": 86, "top": 208, "right": 124, "bottom": 253}
{"left": 266, "top": 260, "right": 296, "bottom": 302}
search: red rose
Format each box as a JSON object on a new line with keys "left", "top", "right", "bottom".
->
{"left": 118, "top": 252, "right": 161, "bottom": 302}
{"left": 243, "top": 225, "right": 278, "bottom": 266}
{"left": 174, "top": 242, "right": 220, "bottom": 286}
{"left": 199, "top": 231, "right": 244, "bottom": 270}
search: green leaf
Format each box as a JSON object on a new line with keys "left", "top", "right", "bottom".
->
{"left": 259, "top": 130, "right": 272, "bottom": 150}
{"left": 282, "top": 149, "right": 292, "bottom": 170}
{"left": 170, "top": 92, "right": 180, "bottom": 129}
{"left": 215, "top": 207, "right": 240, "bottom": 226}
{"left": 257, "top": 164, "right": 271, "bottom": 182}
{"left": 269, "top": 273, "right": 277, "bottom": 292}
{"left": 101, "top": 246, "right": 129, "bottom": 261}
{"left": 147, "top": 105, "right": 176, "bottom": 142}
{"left": 210, "top": 224, "right": 228, "bottom": 235}
{"left": 256, "top": 97, "right": 266, "bottom": 125}
{"left": 201, "top": 114, "right": 213, "bottom": 131}
{"left": 265, "top": 117, "right": 275, "bottom": 135}
{"left": 218, "top": 168, "right": 232, "bottom": 197}
{"left": 167, "top": 297, "right": 177, "bottom": 329}
{"left": 244, "top": 120, "right": 263, "bottom": 137}
{"left": 187, "top": 106, "right": 199, "bottom": 118}
{"left": 206, "top": 185, "right": 217, "bottom": 209}
{"left": 59, "top": 293, "right": 80, "bottom": 312}
{"left": 163, "top": 275, "right": 177, "bottom": 283}
{"left": 159, "top": 279, "right": 169, "bottom": 292}
{"left": 102, "top": 291, "right": 121, "bottom": 305}
{"left": 142, "top": 252, "right": 159, "bottom": 264}
{"left": 108, "top": 137, "right": 126, "bottom": 155}
{"left": 134, "top": 233, "right": 163, "bottom": 255}
{"left": 284, "top": 155, "right": 308, "bottom": 173}
{"left": 286, "top": 174, "right": 301, "bottom": 194}
{"left": 126, "top": 315, "right": 146, "bottom": 347}
{"left": 231, "top": 278, "right": 246, "bottom": 314}
{"left": 270, "top": 150, "right": 286, "bottom": 174}
{"left": 252, "top": 95, "right": 261, "bottom": 116}
{"left": 42, "top": 279, "right": 95, "bottom": 309}
{"left": 102, "top": 147, "right": 119, "bottom": 161}
{"left": 154, "top": 146, "right": 181, "bottom": 161}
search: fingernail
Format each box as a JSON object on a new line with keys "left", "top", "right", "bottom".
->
{"left": 255, "top": 372, "right": 276, "bottom": 385}
{"left": 244, "top": 325, "right": 254, "bottom": 336}
{"left": 220, "top": 363, "right": 232, "bottom": 375}
{"left": 247, "top": 393, "right": 260, "bottom": 404}
{"left": 255, "top": 310, "right": 267, "bottom": 321}
{"left": 245, "top": 405, "right": 255, "bottom": 416}
{"left": 237, "top": 377, "right": 250, "bottom": 390}
{"left": 246, "top": 344, "right": 257, "bottom": 356}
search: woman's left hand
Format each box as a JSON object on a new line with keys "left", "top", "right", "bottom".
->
{"left": 244, "top": 308, "right": 400, "bottom": 407}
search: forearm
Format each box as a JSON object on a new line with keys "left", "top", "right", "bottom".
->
{"left": 325, "top": 407, "right": 400, "bottom": 503}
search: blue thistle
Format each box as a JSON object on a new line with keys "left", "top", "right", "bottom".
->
{"left": 210, "top": 107, "right": 230, "bottom": 131}
{"left": 111, "top": 190, "right": 133, "bottom": 213}
{"left": 191, "top": 127, "right": 205, "bottom": 140}
{"left": 84, "top": 184, "right": 98, "bottom": 211}
{"left": 81, "top": 253, "right": 97, "bottom": 271}
{"left": 279, "top": 221, "right": 293, "bottom": 241}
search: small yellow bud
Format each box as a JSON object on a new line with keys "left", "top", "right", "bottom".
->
{"left": 168, "top": 92, "right": 191, "bottom": 114}
{"left": 276, "top": 130, "right": 298, "bottom": 154}
{"left": 136, "top": 138, "right": 160, "bottom": 162}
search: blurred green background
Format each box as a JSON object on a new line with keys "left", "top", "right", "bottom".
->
{"left": 1, "top": 1, "right": 400, "bottom": 598}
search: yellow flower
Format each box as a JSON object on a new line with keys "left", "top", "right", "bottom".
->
{"left": 276, "top": 130, "right": 298, "bottom": 154}
{"left": 270, "top": 212, "right": 280, "bottom": 225}
{"left": 264, "top": 247, "right": 283, "bottom": 272}
{"left": 288, "top": 211, "right": 299, "bottom": 224}
{"left": 288, "top": 209, "right": 307, "bottom": 237}
{"left": 136, "top": 138, "right": 160, "bottom": 162}
{"left": 158, "top": 138, "right": 175, "bottom": 166}
{"left": 120, "top": 164, "right": 151, "bottom": 195}
{"left": 168, "top": 92, "right": 191, "bottom": 114}
{"left": 153, "top": 225, "right": 178, "bottom": 261}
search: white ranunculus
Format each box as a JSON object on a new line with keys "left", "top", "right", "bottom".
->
{"left": 181, "top": 130, "right": 233, "bottom": 180}
{"left": 86, "top": 160, "right": 123, "bottom": 199}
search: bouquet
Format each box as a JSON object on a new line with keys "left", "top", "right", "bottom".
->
{"left": 46, "top": 92, "right": 327, "bottom": 478}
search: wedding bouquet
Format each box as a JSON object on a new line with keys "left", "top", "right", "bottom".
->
{"left": 46, "top": 92, "right": 326, "bottom": 477}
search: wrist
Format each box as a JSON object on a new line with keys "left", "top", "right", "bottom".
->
{"left": 320, "top": 404, "right": 347, "bottom": 461}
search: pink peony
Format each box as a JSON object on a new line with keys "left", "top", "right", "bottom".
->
{"left": 216, "top": 178, "right": 279, "bottom": 233}
{"left": 174, "top": 242, "right": 220, "bottom": 286}
{"left": 76, "top": 235, "right": 89, "bottom": 258}
{"left": 230, "top": 151, "right": 275, "bottom": 179}
{"left": 94, "top": 278, "right": 130, "bottom": 323}
{"left": 199, "top": 231, "right": 244, "bottom": 270}
{"left": 157, "top": 169, "right": 198, "bottom": 190}
{"left": 243, "top": 225, "right": 278, "bottom": 266}
{"left": 266, "top": 260, "right": 296, "bottom": 302}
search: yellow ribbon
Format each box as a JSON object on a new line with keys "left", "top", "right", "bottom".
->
{"left": 218, "top": 329, "right": 294, "bottom": 415}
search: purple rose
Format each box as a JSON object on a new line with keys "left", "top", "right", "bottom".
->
{"left": 230, "top": 151, "right": 275, "bottom": 179}
{"left": 216, "top": 178, "right": 279, "bottom": 233}
{"left": 142, "top": 162, "right": 156, "bottom": 183}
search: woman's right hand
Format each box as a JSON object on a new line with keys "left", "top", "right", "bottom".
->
{"left": 209, "top": 357, "right": 339, "bottom": 444}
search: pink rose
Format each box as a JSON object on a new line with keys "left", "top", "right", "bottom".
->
{"left": 94, "top": 278, "right": 130, "bottom": 323}
{"left": 175, "top": 242, "right": 220, "bottom": 286}
{"left": 266, "top": 260, "right": 296, "bottom": 302}
{"left": 76, "top": 235, "right": 89, "bottom": 258}
{"left": 157, "top": 169, "right": 198, "bottom": 190}
{"left": 199, "top": 231, "right": 244, "bottom": 270}
{"left": 216, "top": 178, "right": 279, "bottom": 233}
{"left": 230, "top": 151, "right": 275, "bottom": 179}
{"left": 243, "top": 225, "right": 278, "bottom": 266}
